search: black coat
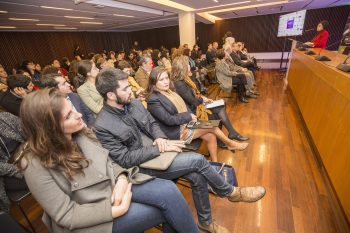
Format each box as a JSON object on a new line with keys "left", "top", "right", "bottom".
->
{"left": 174, "top": 80, "right": 203, "bottom": 113}
{"left": 230, "top": 52, "right": 244, "bottom": 66}
{"left": 206, "top": 50, "right": 216, "bottom": 65}
{"left": 147, "top": 92, "right": 192, "bottom": 140}
{"left": 68, "top": 93, "right": 95, "bottom": 128}
{"left": 238, "top": 51, "right": 248, "bottom": 60}
{"left": 94, "top": 99, "right": 167, "bottom": 169}
{"left": 0, "top": 91, "right": 22, "bottom": 116}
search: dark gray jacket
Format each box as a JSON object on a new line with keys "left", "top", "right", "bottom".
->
{"left": 94, "top": 99, "right": 167, "bottom": 169}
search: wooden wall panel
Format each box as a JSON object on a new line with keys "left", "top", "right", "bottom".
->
{"left": 0, "top": 32, "right": 131, "bottom": 71}
{"left": 288, "top": 48, "right": 350, "bottom": 222}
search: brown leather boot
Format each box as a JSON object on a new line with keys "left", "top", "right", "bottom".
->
{"left": 228, "top": 186, "right": 266, "bottom": 202}
{"left": 198, "top": 220, "right": 231, "bottom": 233}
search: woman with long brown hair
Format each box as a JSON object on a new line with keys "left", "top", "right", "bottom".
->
{"left": 147, "top": 67, "right": 248, "bottom": 162}
{"left": 18, "top": 88, "right": 200, "bottom": 233}
{"left": 171, "top": 55, "right": 249, "bottom": 142}
{"left": 76, "top": 60, "right": 103, "bottom": 115}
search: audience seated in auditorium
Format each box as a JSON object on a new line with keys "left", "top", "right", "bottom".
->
{"left": 237, "top": 42, "right": 259, "bottom": 70}
{"left": 117, "top": 61, "right": 146, "bottom": 108}
{"left": 0, "top": 74, "right": 34, "bottom": 116}
{"left": 41, "top": 73, "right": 95, "bottom": 128}
{"left": 42, "top": 65, "right": 59, "bottom": 76}
{"left": 135, "top": 55, "right": 153, "bottom": 90}
{"left": 19, "top": 88, "right": 200, "bottom": 233}
{"left": 117, "top": 51, "right": 125, "bottom": 62}
{"left": 171, "top": 56, "right": 249, "bottom": 141}
{"left": 107, "top": 51, "right": 117, "bottom": 68}
{"left": 96, "top": 58, "right": 109, "bottom": 70}
{"left": 76, "top": 60, "right": 103, "bottom": 116}
{"left": 183, "top": 48, "right": 206, "bottom": 93}
{"left": 159, "top": 49, "right": 172, "bottom": 73}
{"left": 212, "top": 42, "right": 219, "bottom": 55}
{"left": 0, "top": 112, "right": 27, "bottom": 213}
{"left": 147, "top": 67, "right": 249, "bottom": 162}
{"left": 51, "top": 59, "right": 68, "bottom": 77}
{"left": 21, "top": 60, "right": 41, "bottom": 86}
{"left": 222, "top": 46, "right": 258, "bottom": 98}
{"left": 230, "top": 43, "right": 256, "bottom": 72}
{"left": 206, "top": 43, "right": 216, "bottom": 66}
{"left": 126, "top": 51, "right": 138, "bottom": 72}
{"left": 191, "top": 44, "right": 201, "bottom": 61}
{"left": 215, "top": 50, "right": 249, "bottom": 103}
{"left": 0, "top": 65, "right": 8, "bottom": 92}
{"left": 93, "top": 68, "right": 265, "bottom": 233}
{"left": 171, "top": 46, "right": 184, "bottom": 60}
{"left": 67, "top": 61, "right": 80, "bottom": 91}
{"left": 151, "top": 49, "right": 161, "bottom": 67}
{"left": 35, "top": 63, "right": 42, "bottom": 75}
{"left": 61, "top": 57, "right": 70, "bottom": 72}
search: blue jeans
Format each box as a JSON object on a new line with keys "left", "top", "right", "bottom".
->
{"left": 140, "top": 152, "right": 233, "bottom": 225}
{"left": 112, "top": 178, "right": 199, "bottom": 233}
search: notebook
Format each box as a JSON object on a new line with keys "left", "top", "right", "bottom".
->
{"left": 204, "top": 99, "right": 225, "bottom": 109}
{"left": 186, "top": 120, "right": 221, "bottom": 129}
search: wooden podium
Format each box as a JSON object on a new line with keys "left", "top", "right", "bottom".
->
{"left": 287, "top": 48, "right": 350, "bottom": 222}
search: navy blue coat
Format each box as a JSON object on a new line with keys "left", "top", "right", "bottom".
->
{"left": 68, "top": 93, "right": 95, "bottom": 128}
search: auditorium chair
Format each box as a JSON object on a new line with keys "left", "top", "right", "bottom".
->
{"left": 7, "top": 190, "right": 37, "bottom": 233}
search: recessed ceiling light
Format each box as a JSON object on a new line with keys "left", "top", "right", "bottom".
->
{"left": 0, "top": 26, "right": 16, "bottom": 29}
{"left": 9, "top": 18, "right": 39, "bottom": 21}
{"left": 40, "top": 6, "right": 73, "bottom": 11}
{"left": 197, "top": 1, "right": 251, "bottom": 11}
{"left": 147, "top": 0, "right": 194, "bottom": 12}
{"left": 80, "top": 21, "right": 103, "bottom": 24}
{"left": 64, "top": 16, "right": 94, "bottom": 20}
{"left": 113, "top": 14, "right": 134, "bottom": 17}
{"left": 214, "top": 0, "right": 219, "bottom": 2}
{"left": 206, "top": 0, "right": 288, "bottom": 13}
{"left": 0, "top": 11, "right": 8, "bottom": 13}
{"left": 36, "top": 23, "right": 66, "bottom": 26}
{"left": 55, "top": 27, "right": 77, "bottom": 30}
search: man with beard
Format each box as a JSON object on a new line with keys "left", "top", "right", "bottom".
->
{"left": 93, "top": 68, "right": 266, "bottom": 233}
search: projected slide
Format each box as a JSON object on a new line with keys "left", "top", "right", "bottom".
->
{"left": 277, "top": 10, "right": 306, "bottom": 37}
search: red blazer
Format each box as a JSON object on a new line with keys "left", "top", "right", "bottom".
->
{"left": 312, "top": 30, "right": 329, "bottom": 49}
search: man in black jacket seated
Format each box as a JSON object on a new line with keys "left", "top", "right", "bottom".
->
{"left": 0, "top": 74, "right": 34, "bottom": 116}
{"left": 230, "top": 43, "right": 256, "bottom": 72}
{"left": 206, "top": 43, "right": 216, "bottom": 66}
{"left": 40, "top": 73, "right": 96, "bottom": 128}
{"left": 237, "top": 42, "right": 259, "bottom": 70}
{"left": 94, "top": 68, "right": 266, "bottom": 233}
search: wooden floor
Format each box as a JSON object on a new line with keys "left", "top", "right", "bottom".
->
{"left": 11, "top": 70, "right": 350, "bottom": 233}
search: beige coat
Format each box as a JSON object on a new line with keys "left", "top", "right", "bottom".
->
{"left": 23, "top": 134, "right": 152, "bottom": 233}
{"left": 134, "top": 67, "right": 149, "bottom": 90}
{"left": 224, "top": 57, "right": 244, "bottom": 73}
{"left": 215, "top": 59, "right": 238, "bottom": 92}
{"left": 77, "top": 81, "right": 103, "bottom": 115}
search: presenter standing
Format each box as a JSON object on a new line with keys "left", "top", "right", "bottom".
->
{"left": 304, "top": 20, "right": 329, "bottom": 48}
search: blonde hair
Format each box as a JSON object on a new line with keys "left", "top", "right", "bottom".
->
{"left": 171, "top": 55, "right": 189, "bottom": 82}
